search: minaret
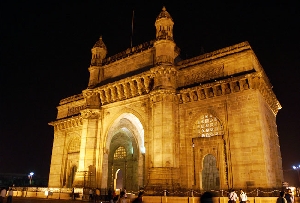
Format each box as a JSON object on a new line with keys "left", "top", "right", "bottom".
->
{"left": 88, "top": 36, "right": 107, "bottom": 87}
{"left": 151, "top": 6, "right": 179, "bottom": 91}
{"left": 153, "top": 6, "right": 176, "bottom": 65}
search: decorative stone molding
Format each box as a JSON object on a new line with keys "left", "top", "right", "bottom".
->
{"left": 101, "top": 40, "right": 155, "bottom": 65}
{"left": 49, "top": 116, "right": 83, "bottom": 131}
{"left": 181, "top": 65, "right": 224, "bottom": 87}
{"left": 177, "top": 41, "right": 251, "bottom": 67}
{"left": 150, "top": 66, "right": 177, "bottom": 76}
{"left": 59, "top": 93, "right": 83, "bottom": 105}
{"left": 93, "top": 73, "right": 153, "bottom": 105}
{"left": 150, "top": 89, "right": 177, "bottom": 103}
{"left": 80, "top": 109, "right": 101, "bottom": 119}
{"left": 68, "top": 105, "right": 86, "bottom": 117}
{"left": 177, "top": 72, "right": 281, "bottom": 115}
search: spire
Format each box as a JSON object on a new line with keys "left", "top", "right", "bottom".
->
{"left": 155, "top": 6, "right": 174, "bottom": 41}
{"left": 91, "top": 36, "right": 107, "bottom": 66}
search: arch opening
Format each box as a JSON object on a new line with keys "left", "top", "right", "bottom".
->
{"left": 103, "top": 113, "right": 145, "bottom": 191}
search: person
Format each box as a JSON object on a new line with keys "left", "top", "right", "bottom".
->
{"left": 71, "top": 188, "right": 75, "bottom": 200}
{"left": 276, "top": 191, "right": 287, "bottom": 203}
{"left": 0, "top": 188, "right": 7, "bottom": 203}
{"left": 95, "top": 188, "right": 100, "bottom": 203}
{"left": 228, "top": 189, "right": 238, "bottom": 203}
{"left": 89, "top": 188, "right": 93, "bottom": 202}
{"left": 123, "top": 188, "right": 127, "bottom": 198}
{"left": 6, "top": 188, "right": 13, "bottom": 203}
{"left": 132, "top": 191, "right": 144, "bottom": 203}
{"left": 239, "top": 189, "right": 247, "bottom": 203}
{"left": 285, "top": 189, "right": 294, "bottom": 203}
{"left": 200, "top": 191, "right": 213, "bottom": 203}
{"left": 118, "top": 191, "right": 126, "bottom": 203}
{"left": 108, "top": 188, "right": 113, "bottom": 203}
{"left": 6, "top": 188, "right": 12, "bottom": 203}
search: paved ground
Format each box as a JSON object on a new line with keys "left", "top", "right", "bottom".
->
{"left": 3, "top": 197, "right": 110, "bottom": 203}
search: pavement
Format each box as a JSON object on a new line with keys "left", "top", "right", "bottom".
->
{"left": 2, "top": 197, "right": 110, "bottom": 203}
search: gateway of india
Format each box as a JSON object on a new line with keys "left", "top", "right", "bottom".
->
{"left": 49, "top": 7, "right": 283, "bottom": 192}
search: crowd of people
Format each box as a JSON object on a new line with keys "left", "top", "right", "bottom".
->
{"left": 226, "top": 188, "right": 295, "bottom": 203}
{"left": 0, "top": 186, "right": 296, "bottom": 203}
{"left": 87, "top": 187, "right": 143, "bottom": 203}
{"left": 276, "top": 189, "right": 295, "bottom": 203}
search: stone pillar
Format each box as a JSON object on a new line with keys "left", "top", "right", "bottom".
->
{"left": 48, "top": 131, "right": 67, "bottom": 187}
{"left": 147, "top": 65, "right": 179, "bottom": 189}
{"left": 74, "top": 109, "right": 101, "bottom": 187}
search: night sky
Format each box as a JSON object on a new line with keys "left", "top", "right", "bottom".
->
{"left": 1, "top": 1, "right": 299, "bottom": 186}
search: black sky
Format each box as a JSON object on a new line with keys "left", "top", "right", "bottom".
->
{"left": 0, "top": 1, "right": 299, "bottom": 185}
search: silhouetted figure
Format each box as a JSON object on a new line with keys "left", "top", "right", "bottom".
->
{"left": 7, "top": 188, "right": 13, "bottom": 203}
{"left": 285, "top": 188, "right": 294, "bottom": 203}
{"left": 200, "top": 191, "right": 213, "bottom": 203}
{"left": 132, "top": 191, "right": 144, "bottom": 203}
{"left": 276, "top": 191, "right": 287, "bottom": 203}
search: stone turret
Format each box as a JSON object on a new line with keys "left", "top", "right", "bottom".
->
{"left": 88, "top": 36, "right": 107, "bottom": 87}
{"left": 154, "top": 6, "right": 176, "bottom": 65}
{"left": 155, "top": 6, "right": 174, "bottom": 41}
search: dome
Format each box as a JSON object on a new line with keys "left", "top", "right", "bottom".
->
{"left": 156, "top": 6, "right": 173, "bottom": 21}
{"left": 93, "top": 36, "right": 107, "bottom": 50}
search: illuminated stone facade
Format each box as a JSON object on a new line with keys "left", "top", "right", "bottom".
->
{"left": 48, "top": 7, "right": 283, "bottom": 191}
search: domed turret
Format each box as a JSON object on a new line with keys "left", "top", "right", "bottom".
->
{"left": 91, "top": 36, "right": 107, "bottom": 66}
{"left": 155, "top": 6, "right": 174, "bottom": 41}
{"left": 88, "top": 36, "right": 107, "bottom": 87}
{"left": 154, "top": 7, "right": 176, "bottom": 65}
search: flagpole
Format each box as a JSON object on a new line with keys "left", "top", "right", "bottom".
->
{"left": 131, "top": 10, "right": 134, "bottom": 48}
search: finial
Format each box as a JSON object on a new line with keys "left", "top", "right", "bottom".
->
{"left": 162, "top": 6, "right": 166, "bottom": 11}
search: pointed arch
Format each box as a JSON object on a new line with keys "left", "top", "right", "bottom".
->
{"left": 102, "top": 109, "right": 146, "bottom": 191}
{"left": 104, "top": 108, "right": 146, "bottom": 155}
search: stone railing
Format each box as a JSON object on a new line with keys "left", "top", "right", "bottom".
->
{"left": 101, "top": 40, "right": 155, "bottom": 65}
{"left": 177, "top": 41, "right": 251, "bottom": 67}
{"left": 59, "top": 93, "right": 84, "bottom": 105}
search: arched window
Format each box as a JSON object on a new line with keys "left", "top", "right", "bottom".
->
{"left": 114, "top": 146, "right": 127, "bottom": 160}
{"left": 194, "top": 114, "right": 223, "bottom": 137}
{"left": 68, "top": 137, "right": 80, "bottom": 153}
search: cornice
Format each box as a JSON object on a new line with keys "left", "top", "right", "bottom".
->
{"left": 59, "top": 93, "right": 84, "bottom": 105}
{"left": 48, "top": 115, "right": 83, "bottom": 131}
{"left": 177, "top": 72, "right": 281, "bottom": 115}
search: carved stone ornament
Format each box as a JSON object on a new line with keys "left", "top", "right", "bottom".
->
{"left": 81, "top": 109, "right": 101, "bottom": 119}
{"left": 182, "top": 65, "right": 224, "bottom": 86}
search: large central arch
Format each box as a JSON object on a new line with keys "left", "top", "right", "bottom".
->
{"left": 102, "top": 113, "right": 145, "bottom": 191}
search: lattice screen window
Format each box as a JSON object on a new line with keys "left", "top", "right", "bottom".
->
{"left": 68, "top": 137, "right": 80, "bottom": 153}
{"left": 194, "top": 114, "right": 224, "bottom": 137}
{"left": 114, "top": 146, "right": 127, "bottom": 159}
